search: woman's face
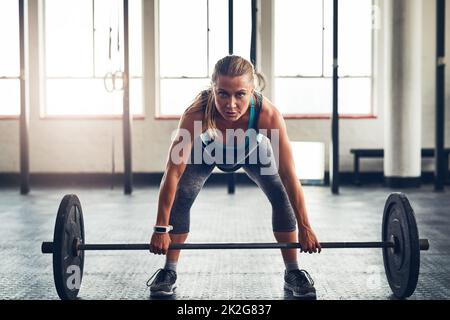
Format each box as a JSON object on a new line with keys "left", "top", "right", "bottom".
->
{"left": 213, "top": 74, "right": 254, "bottom": 123}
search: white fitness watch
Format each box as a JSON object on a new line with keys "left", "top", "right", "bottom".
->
{"left": 153, "top": 225, "right": 173, "bottom": 234}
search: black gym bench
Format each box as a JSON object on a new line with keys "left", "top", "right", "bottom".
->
{"left": 350, "top": 148, "right": 450, "bottom": 185}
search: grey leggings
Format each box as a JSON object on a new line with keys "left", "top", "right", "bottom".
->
{"left": 169, "top": 135, "right": 297, "bottom": 233}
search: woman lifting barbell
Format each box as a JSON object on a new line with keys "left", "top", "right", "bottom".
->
{"left": 147, "top": 55, "right": 321, "bottom": 298}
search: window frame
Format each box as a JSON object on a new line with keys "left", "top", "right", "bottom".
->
{"left": 154, "top": 0, "right": 376, "bottom": 120}
{"left": 156, "top": 0, "right": 211, "bottom": 119}
{"left": 156, "top": 0, "right": 253, "bottom": 119}
{"left": 40, "top": 0, "right": 145, "bottom": 120}
{"left": 273, "top": 0, "right": 375, "bottom": 119}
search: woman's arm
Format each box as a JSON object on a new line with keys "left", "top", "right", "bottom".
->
{"left": 150, "top": 111, "right": 203, "bottom": 254}
{"left": 263, "top": 103, "right": 321, "bottom": 253}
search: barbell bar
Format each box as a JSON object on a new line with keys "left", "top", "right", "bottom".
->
{"left": 42, "top": 239, "right": 430, "bottom": 253}
{"left": 41, "top": 192, "right": 430, "bottom": 300}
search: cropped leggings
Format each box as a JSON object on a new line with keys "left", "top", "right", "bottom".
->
{"left": 169, "top": 135, "right": 297, "bottom": 233}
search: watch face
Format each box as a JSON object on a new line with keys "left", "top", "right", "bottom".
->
{"left": 155, "top": 226, "right": 168, "bottom": 233}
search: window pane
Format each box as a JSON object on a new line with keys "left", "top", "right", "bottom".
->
{"left": 338, "top": 0, "right": 372, "bottom": 76}
{"left": 94, "top": 0, "right": 142, "bottom": 77}
{"left": 0, "top": 0, "right": 20, "bottom": 77}
{"left": 323, "top": 0, "right": 333, "bottom": 77}
{"left": 94, "top": 0, "right": 118, "bottom": 77}
{"left": 160, "top": 78, "right": 210, "bottom": 116}
{"left": 233, "top": 0, "right": 251, "bottom": 61}
{"left": 275, "top": 0, "right": 323, "bottom": 76}
{"left": 45, "top": 0, "right": 93, "bottom": 77}
{"left": 275, "top": 77, "right": 371, "bottom": 115}
{"left": 209, "top": 0, "right": 228, "bottom": 74}
{"left": 46, "top": 79, "right": 143, "bottom": 115}
{"left": 275, "top": 78, "right": 331, "bottom": 114}
{"left": 0, "top": 0, "right": 20, "bottom": 116}
{"left": 45, "top": 0, "right": 143, "bottom": 116}
{"left": 209, "top": 0, "right": 251, "bottom": 73}
{"left": 159, "top": 0, "right": 207, "bottom": 77}
{"left": 0, "top": 80, "right": 20, "bottom": 115}
{"left": 323, "top": 0, "right": 372, "bottom": 77}
{"left": 339, "top": 78, "right": 371, "bottom": 114}
{"left": 130, "top": 0, "right": 143, "bottom": 77}
{"left": 274, "top": 0, "right": 373, "bottom": 116}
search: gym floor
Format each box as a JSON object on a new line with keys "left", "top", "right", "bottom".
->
{"left": 1, "top": 184, "right": 448, "bottom": 300}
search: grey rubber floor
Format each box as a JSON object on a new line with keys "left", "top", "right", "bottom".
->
{"left": 0, "top": 184, "right": 448, "bottom": 300}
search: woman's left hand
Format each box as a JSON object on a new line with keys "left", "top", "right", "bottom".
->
{"left": 298, "top": 226, "right": 321, "bottom": 254}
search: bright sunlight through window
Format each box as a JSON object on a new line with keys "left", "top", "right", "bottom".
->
{"left": 158, "top": 0, "right": 252, "bottom": 116}
{"left": 0, "top": 0, "right": 20, "bottom": 116}
{"left": 274, "top": 0, "right": 373, "bottom": 116}
{"left": 44, "top": 0, "right": 143, "bottom": 117}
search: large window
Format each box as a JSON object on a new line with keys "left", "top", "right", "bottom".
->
{"left": 44, "top": 0, "right": 143, "bottom": 117}
{"left": 158, "top": 0, "right": 252, "bottom": 116}
{"left": 274, "top": 0, "right": 373, "bottom": 116}
{"left": 0, "top": 0, "right": 20, "bottom": 116}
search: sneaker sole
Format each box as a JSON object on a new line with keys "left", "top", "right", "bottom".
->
{"left": 150, "top": 285, "right": 177, "bottom": 297}
{"left": 284, "top": 283, "right": 316, "bottom": 298}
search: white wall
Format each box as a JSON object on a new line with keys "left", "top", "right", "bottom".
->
{"left": 0, "top": 122, "right": 20, "bottom": 171}
{"left": 0, "top": 0, "right": 448, "bottom": 174}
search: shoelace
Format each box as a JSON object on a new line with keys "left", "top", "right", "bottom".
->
{"left": 146, "top": 268, "right": 164, "bottom": 287}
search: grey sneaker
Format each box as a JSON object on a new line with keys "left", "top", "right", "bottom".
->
{"left": 146, "top": 269, "right": 177, "bottom": 296}
{"left": 284, "top": 269, "right": 316, "bottom": 298}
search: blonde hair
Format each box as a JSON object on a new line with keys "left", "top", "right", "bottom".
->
{"left": 186, "top": 55, "right": 265, "bottom": 137}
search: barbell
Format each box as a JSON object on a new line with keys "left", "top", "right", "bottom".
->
{"left": 41, "top": 192, "right": 429, "bottom": 300}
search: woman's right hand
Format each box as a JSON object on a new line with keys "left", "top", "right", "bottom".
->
{"left": 150, "top": 232, "right": 171, "bottom": 255}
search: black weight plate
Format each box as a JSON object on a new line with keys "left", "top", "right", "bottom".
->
{"left": 52, "top": 194, "right": 85, "bottom": 300}
{"left": 382, "top": 193, "right": 420, "bottom": 299}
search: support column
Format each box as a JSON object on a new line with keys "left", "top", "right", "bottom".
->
{"left": 123, "top": 0, "right": 133, "bottom": 195}
{"left": 384, "top": 0, "right": 423, "bottom": 188}
{"left": 19, "top": 0, "right": 29, "bottom": 195}
{"left": 434, "top": 0, "right": 446, "bottom": 191}
{"left": 228, "top": 0, "right": 233, "bottom": 54}
{"left": 250, "top": 0, "right": 257, "bottom": 67}
{"left": 331, "top": 0, "right": 339, "bottom": 194}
